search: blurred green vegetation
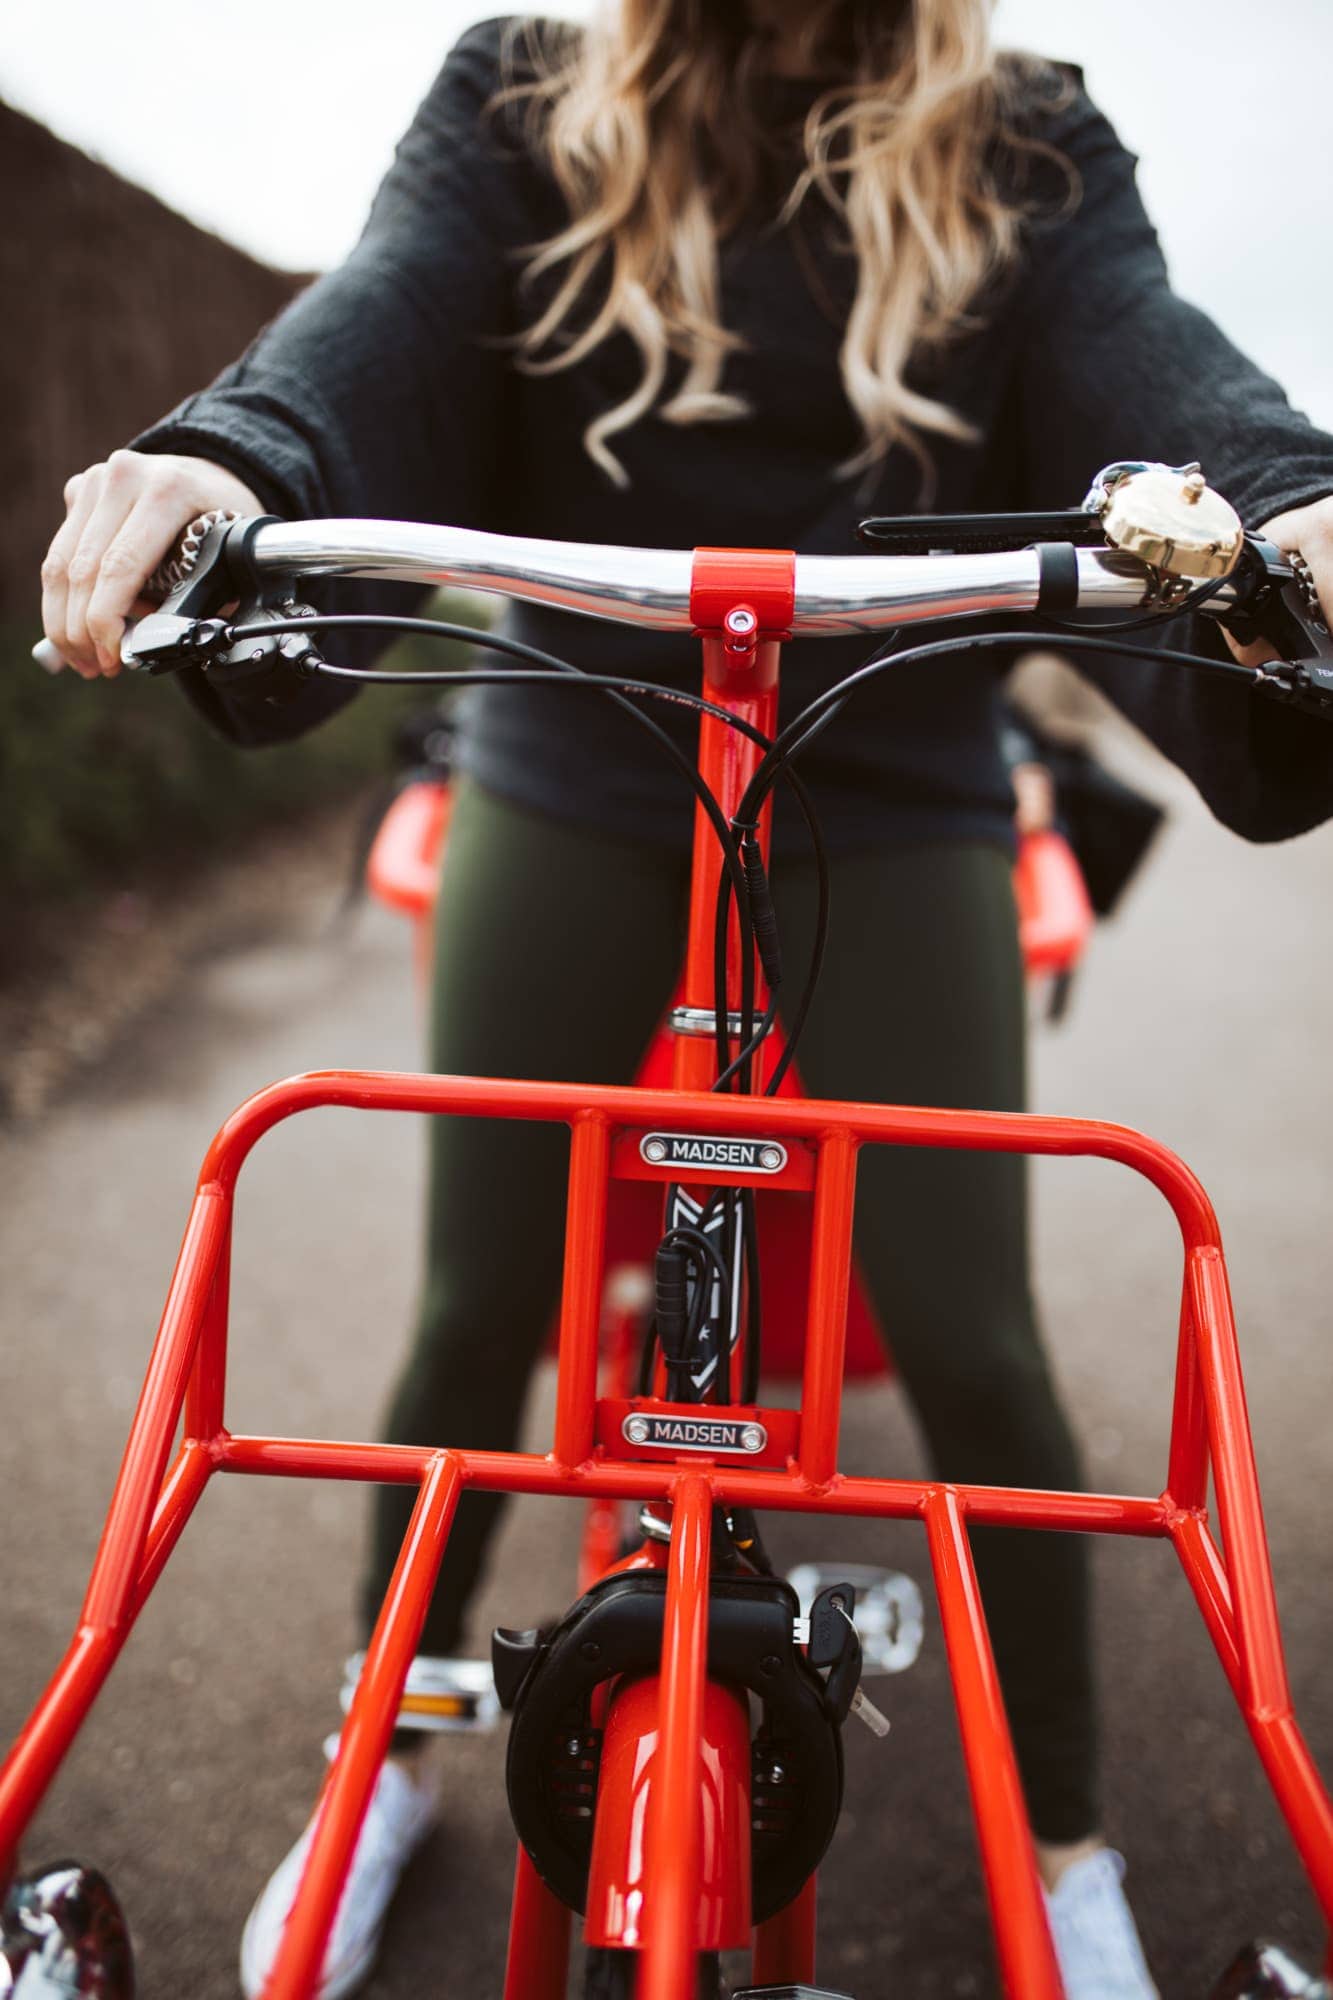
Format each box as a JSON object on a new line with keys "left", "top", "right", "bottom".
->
{"left": 0, "top": 598, "right": 485, "bottom": 943}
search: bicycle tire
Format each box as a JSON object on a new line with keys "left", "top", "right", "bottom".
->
{"left": 582, "top": 1947, "right": 723, "bottom": 1998}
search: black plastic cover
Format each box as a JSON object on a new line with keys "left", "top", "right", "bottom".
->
{"left": 856, "top": 509, "right": 1107, "bottom": 555}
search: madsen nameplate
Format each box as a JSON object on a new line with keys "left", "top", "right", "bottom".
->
{"left": 622, "top": 1414, "right": 768, "bottom": 1455}
{"left": 638, "top": 1133, "right": 787, "bottom": 1174}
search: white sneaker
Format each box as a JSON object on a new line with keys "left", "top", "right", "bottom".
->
{"left": 239, "top": 1738, "right": 439, "bottom": 2000}
{"left": 1044, "top": 1848, "right": 1159, "bottom": 2000}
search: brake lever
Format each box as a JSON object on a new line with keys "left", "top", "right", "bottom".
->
{"left": 32, "top": 513, "right": 287, "bottom": 679}
{"left": 119, "top": 612, "right": 230, "bottom": 675}
{"left": 114, "top": 506, "right": 323, "bottom": 701}
{"left": 1210, "top": 535, "right": 1333, "bottom": 717}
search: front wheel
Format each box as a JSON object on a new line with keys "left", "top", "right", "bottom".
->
{"left": 583, "top": 1946, "right": 722, "bottom": 1998}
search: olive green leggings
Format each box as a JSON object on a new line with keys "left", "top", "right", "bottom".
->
{"left": 363, "top": 781, "right": 1095, "bottom": 1843}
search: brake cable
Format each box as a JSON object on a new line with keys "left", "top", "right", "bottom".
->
{"left": 217, "top": 610, "right": 768, "bottom": 1019}
{"left": 215, "top": 607, "right": 807, "bottom": 1405}
{"left": 211, "top": 578, "right": 1329, "bottom": 1410}
{"left": 723, "top": 612, "right": 1332, "bottom": 1098}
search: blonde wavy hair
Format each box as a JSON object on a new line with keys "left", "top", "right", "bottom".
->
{"left": 499, "top": 0, "right": 1059, "bottom": 488}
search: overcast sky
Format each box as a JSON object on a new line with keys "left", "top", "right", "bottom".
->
{"left": 4, "top": 1, "right": 1330, "bottom": 427}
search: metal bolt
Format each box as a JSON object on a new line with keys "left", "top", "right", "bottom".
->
{"left": 740, "top": 1424, "right": 765, "bottom": 1453}
{"left": 767, "top": 1763, "right": 786, "bottom": 1785}
{"left": 724, "top": 606, "right": 758, "bottom": 637}
{"left": 626, "top": 1415, "right": 651, "bottom": 1445}
{"left": 643, "top": 1138, "right": 668, "bottom": 1163}
{"left": 758, "top": 1146, "right": 783, "bottom": 1172}
{"left": 566, "top": 1738, "right": 582, "bottom": 1758}
{"left": 1183, "top": 471, "right": 1207, "bottom": 504}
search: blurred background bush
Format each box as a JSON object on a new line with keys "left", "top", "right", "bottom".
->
{"left": 0, "top": 100, "right": 477, "bottom": 958}
{"left": 0, "top": 625, "right": 464, "bottom": 918}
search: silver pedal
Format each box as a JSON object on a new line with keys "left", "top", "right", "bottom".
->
{"left": 341, "top": 1651, "right": 500, "bottom": 1734}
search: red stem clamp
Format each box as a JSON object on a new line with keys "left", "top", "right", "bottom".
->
{"left": 689, "top": 548, "right": 796, "bottom": 640}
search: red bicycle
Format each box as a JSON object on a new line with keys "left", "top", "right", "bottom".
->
{"left": 7, "top": 462, "right": 1333, "bottom": 1999}
{"left": 361, "top": 684, "right": 1097, "bottom": 1591}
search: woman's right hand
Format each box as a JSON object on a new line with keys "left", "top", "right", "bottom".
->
{"left": 40, "top": 451, "right": 264, "bottom": 680}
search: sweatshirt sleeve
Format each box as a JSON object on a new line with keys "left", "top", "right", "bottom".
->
{"left": 1011, "top": 75, "right": 1333, "bottom": 842}
{"left": 132, "top": 18, "right": 530, "bottom": 743}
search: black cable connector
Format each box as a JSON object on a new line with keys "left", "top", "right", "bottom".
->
{"left": 654, "top": 1243, "right": 691, "bottom": 1382}
{"left": 740, "top": 831, "right": 783, "bottom": 994}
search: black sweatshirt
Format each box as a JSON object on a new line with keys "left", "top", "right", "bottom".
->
{"left": 135, "top": 16, "right": 1333, "bottom": 850}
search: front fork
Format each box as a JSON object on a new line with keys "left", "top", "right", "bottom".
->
{"left": 585, "top": 1674, "right": 754, "bottom": 1952}
{"left": 497, "top": 1545, "right": 861, "bottom": 1996}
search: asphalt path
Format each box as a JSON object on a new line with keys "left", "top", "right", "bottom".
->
{"left": 2, "top": 763, "right": 1331, "bottom": 1999}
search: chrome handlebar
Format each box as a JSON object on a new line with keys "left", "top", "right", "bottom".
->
{"left": 245, "top": 518, "right": 1161, "bottom": 637}
{"left": 32, "top": 512, "right": 1251, "bottom": 678}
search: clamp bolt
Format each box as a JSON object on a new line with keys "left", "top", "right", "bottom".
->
{"left": 723, "top": 604, "right": 759, "bottom": 654}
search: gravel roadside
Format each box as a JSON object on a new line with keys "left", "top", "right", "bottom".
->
{"left": 0, "top": 801, "right": 366, "bottom": 1121}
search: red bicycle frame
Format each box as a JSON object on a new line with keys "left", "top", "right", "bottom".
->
{"left": 2, "top": 547, "right": 1330, "bottom": 1998}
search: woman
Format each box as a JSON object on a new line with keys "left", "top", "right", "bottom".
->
{"left": 40, "top": 3, "right": 1333, "bottom": 1994}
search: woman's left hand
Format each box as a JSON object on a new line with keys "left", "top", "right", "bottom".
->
{"left": 1226, "top": 494, "right": 1333, "bottom": 665}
